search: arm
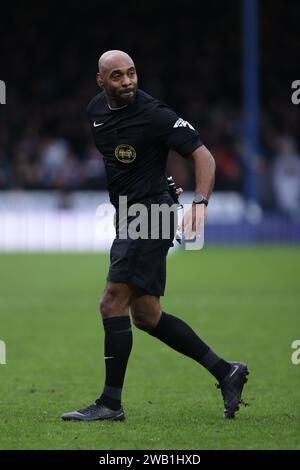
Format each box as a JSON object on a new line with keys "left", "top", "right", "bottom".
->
{"left": 186, "top": 144, "right": 216, "bottom": 200}
{"left": 178, "top": 145, "right": 216, "bottom": 242}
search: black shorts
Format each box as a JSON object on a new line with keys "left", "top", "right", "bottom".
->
{"left": 107, "top": 191, "right": 177, "bottom": 297}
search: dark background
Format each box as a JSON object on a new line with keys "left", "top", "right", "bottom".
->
{"left": 0, "top": 0, "right": 299, "bottom": 211}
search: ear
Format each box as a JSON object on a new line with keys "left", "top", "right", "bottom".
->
{"left": 96, "top": 72, "right": 103, "bottom": 88}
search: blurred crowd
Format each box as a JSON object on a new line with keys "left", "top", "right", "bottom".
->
{"left": 0, "top": 0, "right": 299, "bottom": 214}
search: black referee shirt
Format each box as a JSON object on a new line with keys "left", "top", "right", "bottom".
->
{"left": 87, "top": 89, "right": 202, "bottom": 206}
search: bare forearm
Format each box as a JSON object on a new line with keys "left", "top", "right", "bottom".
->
{"left": 187, "top": 145, "right": 216, "bottom": 199}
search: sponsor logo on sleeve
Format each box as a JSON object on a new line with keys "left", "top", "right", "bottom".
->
{"left": 173, "top": 118, "right": 195, "bottom": 130}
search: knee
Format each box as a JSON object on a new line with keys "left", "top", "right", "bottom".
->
{"left": 99, "top": 296, "right": 111, "bottom": 318}
{"left": 99, "top": 285, "right": 127, "bottom": 318}
{"left": 131, "top": 309, "right": 159, "bottom": 333}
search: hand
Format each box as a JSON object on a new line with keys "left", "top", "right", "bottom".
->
{"left": 176, "top": 187, "right": 183, "bottom": 196}
{"left": 177, "top": 203, "right": 207, "bottom": 241}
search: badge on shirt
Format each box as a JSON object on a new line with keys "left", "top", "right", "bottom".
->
{"left": 115, "top": 144, "right": 136, "bottom": 163}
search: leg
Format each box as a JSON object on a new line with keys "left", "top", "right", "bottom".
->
{"left": 98, "top": 281, "right": 141, "bottom": 410}
{"left": 100, "top": 281, "right": 138, "bottom": 319}
{"left": 131, "top": 294, "right": 231, "bottom": 381}
{"left": 62, "top": 281, "right": 141, "bottom": 422}
{"left": 131, "top": 294, "right": 249, "bottom": 419}
{"left": 130, "top": 293, "right": 162, "bottom": 332}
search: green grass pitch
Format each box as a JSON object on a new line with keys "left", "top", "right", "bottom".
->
{"left": 0, "top": 247, "right": 299, "bottom": 450}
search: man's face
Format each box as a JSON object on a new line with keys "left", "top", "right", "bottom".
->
{"left": 97, "top": 62, "right": 138, "bottom": 107}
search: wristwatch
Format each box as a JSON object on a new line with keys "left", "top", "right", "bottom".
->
{"left": 192, "top": 194, "right": 209, "bottom": 206}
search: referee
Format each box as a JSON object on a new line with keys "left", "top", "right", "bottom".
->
{"left": 62, "top": 50, "right": 249, "bottom": 422}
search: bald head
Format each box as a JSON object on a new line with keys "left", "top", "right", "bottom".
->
{"left": 98, "top": 50, "right": 135, "bottom": 74}
{"left": 96, "top": 50, "right": 138, "bottom": 108}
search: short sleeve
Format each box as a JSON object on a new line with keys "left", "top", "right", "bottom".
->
{"left": 153, "top": 105, "right": 203, "bottom": 157}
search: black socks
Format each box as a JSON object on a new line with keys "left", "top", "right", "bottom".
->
{"left": 99, "top": 316, "right": 132, "bottom": 410}
{"left": 150, "top": 312, "right": 231, "bottom": 381}
{"left": 99, "top": 312, "right": 231, "bottom": 410}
